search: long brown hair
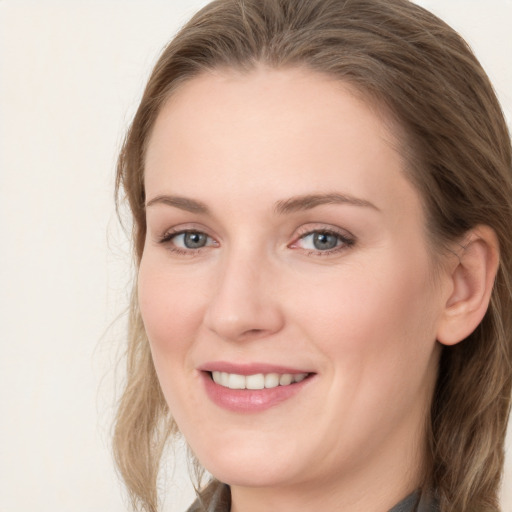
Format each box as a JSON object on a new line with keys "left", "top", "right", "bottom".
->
{"left": 113, "top": 1, "right": 512, "bottom": 510}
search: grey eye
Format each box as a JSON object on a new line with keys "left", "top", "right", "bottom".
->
{"left": 299, "top": 231, "right": 341, "bottom": 251}
{"left": 313, "top": 232, "right": 339, "bottom": 250}
{"left": 182, "top": 232, "right": 208, "bottom": 249}
{"left": 159, "top": 229, "right": 217, "bottom": 253}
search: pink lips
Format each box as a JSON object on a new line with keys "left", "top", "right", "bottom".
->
{"left": 198, "top": 361, "right": 314, "bottom": 413}
{"left": 199, "top": 361, "right": 311, "bottom": 376}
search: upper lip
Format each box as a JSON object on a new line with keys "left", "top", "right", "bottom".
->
{"left": 198, "top": 361, "right": 314, "bottom": 376}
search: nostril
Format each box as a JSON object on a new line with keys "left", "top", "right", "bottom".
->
{"left": 246, "top": 328, "right": 264, "bottom": 335}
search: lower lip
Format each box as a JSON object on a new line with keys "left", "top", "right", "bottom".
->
{"left": 201, "top": 372, "right": 312, "bottom": 412}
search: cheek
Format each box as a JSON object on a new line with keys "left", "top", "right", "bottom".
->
{"left": 306, "top": 256, "right": 440, "bottom": 428}
{"left": 137, "top": 257, "right": 209, "bottom": 416}
{"left": 291, "top": 252, "right": 440, "bottom": 372}
{"left": 137, "top": 257, "right": 206, "bottom": 356}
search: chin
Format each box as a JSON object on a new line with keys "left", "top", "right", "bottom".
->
{"left": 191, "top": 437, "right": 303, "bottom": 488}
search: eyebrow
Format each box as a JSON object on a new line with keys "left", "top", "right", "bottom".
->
{"left": 274, "top": 193, "right": 379, "bottom": 214}
{"left": 146, "top": 195, "right": 209, "bottom": 214}
{"left": 145, "top": 192, "right": 378, "bottom": 215}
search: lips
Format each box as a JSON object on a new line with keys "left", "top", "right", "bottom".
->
{"left": 199, "top": 362, "right": 314, "bottom": 412}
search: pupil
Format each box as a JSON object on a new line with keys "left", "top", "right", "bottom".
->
{"left": 184, "top": 232, "right": 207, "bottom": 249}
{"left": 313, "top": 232, "right": 338, "bottom": 250}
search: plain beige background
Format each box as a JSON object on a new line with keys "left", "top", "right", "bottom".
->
{"left": 0, "top": 1, "right": 510, "bottom": 511}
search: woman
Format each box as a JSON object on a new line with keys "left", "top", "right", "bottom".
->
{"left": 113, "top": 0, "right": 512, "bottom": 511}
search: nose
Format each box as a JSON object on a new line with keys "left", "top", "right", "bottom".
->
{"left": 203, "top": 249, "right": 285, "bottom": 342}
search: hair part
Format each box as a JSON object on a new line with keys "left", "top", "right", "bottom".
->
{"left": 114, "top": 1, "right": 512, "bottom": 510}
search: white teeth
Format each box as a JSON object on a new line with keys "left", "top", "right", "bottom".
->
{"left": 228, "top": 373, "right": 245, "bottom": 390}
{"left": 220, "top": 371, "right": 229, "bottom": 387}
{"left": 264, "top": 373, "right": 280, "bottom": 388}
{"left": 279, "top": 373, "right": 293, "bottom": 386}
{"left": 211, "top": 371, "right": 309, "bottom": 389}
{"left": 246, "top": 373, "right": 265, "bottom": 389}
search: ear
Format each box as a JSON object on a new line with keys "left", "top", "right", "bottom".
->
{"left": 436, "top": 225, "right": 499, "bottom": 346}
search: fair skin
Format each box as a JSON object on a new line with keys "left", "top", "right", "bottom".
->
{"left": 138, "top": 67, "right": 494, "bottom": 512}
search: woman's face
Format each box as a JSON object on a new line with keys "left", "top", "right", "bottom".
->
{"left": 139, "top": 67, "right": 449, "bottom": 497}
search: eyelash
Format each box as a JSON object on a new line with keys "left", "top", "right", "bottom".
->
{"left": 157, "top": 227, "right": 356, "bottom": 257}
{"left": 157, "top": 229, "right": 216, "bottom": 256}
{"left": 291, "top": 227, "right": 355, "bottom": 256}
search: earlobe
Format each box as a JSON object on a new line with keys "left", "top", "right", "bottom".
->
{"left": 436, "top": 225, "right": 499, "bottom": 346}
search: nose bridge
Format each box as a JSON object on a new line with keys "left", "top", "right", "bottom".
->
{"left": 203, "top": 242, "right": 283, "bottom": 341}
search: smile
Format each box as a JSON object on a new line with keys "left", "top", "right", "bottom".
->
{"left": 211, "top": 371, "right": 309, "bottom": 390}
{"left": 201, "top": 365, "right": 315, "bottom": 412}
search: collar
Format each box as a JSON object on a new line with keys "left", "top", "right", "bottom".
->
{"left": 186, "top": 483, "right": 439, "bottom": 512}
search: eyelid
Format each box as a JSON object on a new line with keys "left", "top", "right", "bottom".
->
{"left": 163, "top": 230, "right": 215, "bottom": 245}
{"left": 289, "top": 224, "right": 356, "bottom": 254}
{"left": 155, "top": 222, "right": 215, "bottom": 241}
{"left": 153, "top": 223, "right": 355, "bottom": 256}
{"left": 156, "top": 226, "right": 219, "bottom": 254}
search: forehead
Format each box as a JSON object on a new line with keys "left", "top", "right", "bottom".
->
{"left": 147, "top": 66, "right": 400, "bottom": 157}
{"left": 144, "top": 66, "right": 418, "bottom": 219}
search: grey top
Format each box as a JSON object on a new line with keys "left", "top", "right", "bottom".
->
{"left": 186, "top": 484, "right": 439, "bottom": 512}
